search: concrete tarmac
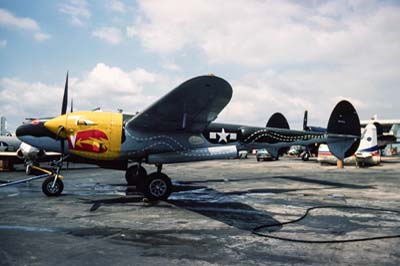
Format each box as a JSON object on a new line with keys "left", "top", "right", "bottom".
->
{"left": 1, "top": 156, "right": 400, "bottom": 266}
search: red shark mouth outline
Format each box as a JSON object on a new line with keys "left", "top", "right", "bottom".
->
{"left": 68, "top": 129, "right": 109, "bottom": 153}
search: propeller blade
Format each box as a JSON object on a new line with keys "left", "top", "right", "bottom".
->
{"left": 61, "top": 72, "right": 69, "bottom": 115}
{"left": 70, "top": 97, "right": 74, "bottom": 113}
{"left": 60, "top": 137, "right": 65, "bottom": 155}
{"left": 303, "top": 110, "right": 308, "bottom": 131}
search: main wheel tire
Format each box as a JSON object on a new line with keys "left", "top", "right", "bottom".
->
{"left": 125, "top": 165, "right": 147, "bottom": 185}
{"left": 42, "top": 176, "right": 64, "bottom": 197}
{"left": 143, "top": 173, "right": 172, "bottom": 201}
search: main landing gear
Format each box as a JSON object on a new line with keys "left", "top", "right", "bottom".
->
{"left": 125, "top": 163, "right": 172, "bottom": 201}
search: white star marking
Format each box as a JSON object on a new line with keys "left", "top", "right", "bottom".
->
{"left": 0, "top": 142, "right": 7, "bottom": 151}
{"left": 217, "top": 128, "right": 229, "bottom": 143}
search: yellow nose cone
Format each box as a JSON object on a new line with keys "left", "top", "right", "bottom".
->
{"left": 44, "top": 115, "right": 68, "bottom": 136}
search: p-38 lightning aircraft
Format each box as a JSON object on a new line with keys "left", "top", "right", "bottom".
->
{"left": 16, "top": 74, "right": 361, "bottom": 200}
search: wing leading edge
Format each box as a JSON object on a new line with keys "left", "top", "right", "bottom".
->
{"left": 126, "top": 75, "right": 233, "bottom": 132}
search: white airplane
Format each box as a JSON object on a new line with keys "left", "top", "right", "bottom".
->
{"left": 318, "top": 123, "right": 380, "bottom": 166}
{"left": 0, "top": 135, "right": 59, "bottom": 174}
{"left": 360, "top": 115, "right": 400, "bottom": 149}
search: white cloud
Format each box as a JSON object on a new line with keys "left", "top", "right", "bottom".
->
{"left": 130, "top": 0, "right": 400, "bottom": 68}
{"left": 0, "top": 40, "right": 6, "bottom": 48}
{"left": 92, "top": 27, "right": 123, "bottom": 44}
{"left": 1, "top": 63, "right": 399, "bottom": 133}
{"left": 59, "top": 0, "right": 91, "bottom": 26}
{"left": 2, "top": 0, "right": 400, "bottom": 132}
{"left": 0, "top": 8, "right": 50, "bottom": 42}
{"left": 109, "top": 0, "right": 126, "bottom": 13}
{"left": 0, "top": 78, "right": 61, "bottom": 129}
{"left": 218, "top": 59, "right": 400, "bottom": 129}
{"left": 124, "top": 0, "right": 400, "bottom": 128}
{"left": 0, "top": 64, "right": 169, "bottom": 131}
{"left": 0, "top": 8, "right": 39, "bottom": 31}
{"left": 34, "top": 33, "right": 51, "bottom": 42}
{"left": 161, "top": 62, "right": 181, "bottom": 72}
{"left": 126, "top": 25, "right": 137, "bottom": 38}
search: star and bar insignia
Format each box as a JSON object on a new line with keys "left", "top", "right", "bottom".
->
{"left": 209, "top": 128, "right": 237, "bottom": 143}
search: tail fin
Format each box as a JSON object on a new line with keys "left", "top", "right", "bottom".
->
{"left": 303, "top": 110, "right": 308, "bottom": 130}
{"left": 302, "top": 110, "right": 327, "bottom": 133}
{"left": 372, "top": 122, "right": 383, "bottom": 137}
{"left": 266, "top": 112, "right": 290, "bottom": 129}
{"left": 327, "top": 100, "right": 361, "bottom": 159}
{"left": 358, "top": 124, "right": 378, "bottom": 152}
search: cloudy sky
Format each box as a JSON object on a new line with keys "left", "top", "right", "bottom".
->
{"left": 1, "top": 0, "right": 399, "bottom": 131}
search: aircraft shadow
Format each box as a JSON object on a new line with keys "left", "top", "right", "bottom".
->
{"left": 169, "top": 198, "right": 280, "bottom": 231}
{"left": 86, "top": 174, "right": 374, "bottom": 231}
{"left": 84, "top": 184, "right": 281, "bottom": 232}
{"left": 272, "top": 175, "right": 374, "bottom": 189}
{"left": 174, "top": 175, "right": 373, "bottom": 190}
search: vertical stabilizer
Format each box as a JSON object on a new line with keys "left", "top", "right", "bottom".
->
{"left": 358, "top": 124, "right": 378, "bottom": 152}
{"left": 327, "top": 100, "right": 361, "bottom": 159}
{"left": 266, "top": 112, "right": 290, "bottom": 129}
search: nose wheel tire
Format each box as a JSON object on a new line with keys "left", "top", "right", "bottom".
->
{"left": 125, "top": 165, "right": 147, "bottom": 185}
{"left": 42, "top": 176, "right": 64, "bottom": 197}
{"left": 144, "top": 173, "right": 172, "bottom": 201}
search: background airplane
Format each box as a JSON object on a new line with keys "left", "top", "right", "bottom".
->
{"left": 15, "top": 74, "right": 361, "bottom": 200}
{"left": 0, "top": 135, "right": 60, "bottom": 174}
{"left": 318, "top": 123, "right": 380, "bottom": 166}
{"left": 360, "top": 115, "right": 399, "bottom": 151}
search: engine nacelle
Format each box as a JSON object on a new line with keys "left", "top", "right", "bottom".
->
{"left": 16, "top": 142, "right": 43, "bottom": 160}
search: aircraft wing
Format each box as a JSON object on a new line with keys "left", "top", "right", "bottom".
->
{"left": 126, "top": 75, "right": 232, "bottom": 132}
{"left": 0, "top": 151, "right": 23, "bottom": 163}
{"left": 0, "top": 151, "right": 60, "bottom": 164}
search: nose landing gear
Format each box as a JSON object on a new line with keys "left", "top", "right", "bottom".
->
{"left": 41, "top": 156, "right": 67, "bottom": 197}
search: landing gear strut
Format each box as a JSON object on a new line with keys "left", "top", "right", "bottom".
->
{"left": 125, "top": 164, "right": 147, "bottom": 185}
{"left": 125, "top": 163, "right": 172, "bottom": 201}
{"left": 25, "top": 161, "right": 40, "bottom": 175}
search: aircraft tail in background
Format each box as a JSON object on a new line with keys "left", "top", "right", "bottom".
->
{"left": 318, "top": 123, "right": 380, "bottom": 166}
{"left": 325, "top": 100, "right": 361, "bottom": 160}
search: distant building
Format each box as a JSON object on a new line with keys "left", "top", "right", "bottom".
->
{"left": 0, "top": 116, "right": 8, "bottom": 136}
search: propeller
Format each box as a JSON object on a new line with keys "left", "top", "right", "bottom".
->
{"left": 49, "top": 71, "right": 71, "bottom": 187}
{"left": 54, "top": 72, "right": 69, "bottom": 165}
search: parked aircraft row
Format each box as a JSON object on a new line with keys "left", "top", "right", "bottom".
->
{"left": 0, "top": 73, "right": 397, "bottom": 200}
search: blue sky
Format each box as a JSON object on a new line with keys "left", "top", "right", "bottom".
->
{"left": 1, "top": 0, "right": 400, "bottom": 131}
